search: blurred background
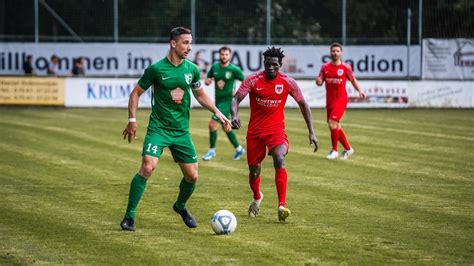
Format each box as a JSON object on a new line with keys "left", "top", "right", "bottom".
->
{"left": 1, "top": 0, "right": 473, "bottom": 44}
{"left": 0, "top": 0, "right": 473, "bottom": 108}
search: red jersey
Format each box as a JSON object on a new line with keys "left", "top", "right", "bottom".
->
{"left": 318, "top": 62, "right": 354, "bottom": 108}
{"left": 237, "top": 71, "right": 304, "bottom": 135}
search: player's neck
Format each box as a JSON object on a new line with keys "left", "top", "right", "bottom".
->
{"left": 331, "top": 59, "right": 342, "bottom": 65}
{"left": 219, "top": 62, "right": 230, "bottom": 68}
{"left": 167, "top": 52, "right": 184, "bottom": 66}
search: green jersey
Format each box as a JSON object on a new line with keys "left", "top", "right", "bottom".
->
{"left": 206, "top": 63, "right": 245, "bottom": 103}
{"left": 138, "top": 57, "right": 201, "bottom": 132}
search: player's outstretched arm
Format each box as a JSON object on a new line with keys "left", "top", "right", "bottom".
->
{"left": 297, "top": 99, "right": 318, "bottom": 152}
{"left": 350, "top": 77, "right": 366, "bottom": 99}
{"left": 230, "top": 92, "right": 245, "bottom": 129}
{"left": 123, "top": 84, "right": 145, "bottom": 143}
{"left": 192, "top": 88, "right": 231, "bottom": 130}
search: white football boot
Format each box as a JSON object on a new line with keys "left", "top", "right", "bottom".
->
{"left": 340, "top": 148, "right": 354, "bottom": 160}
{"left": 326, "top": 150, "right": 339, "bottom": 160}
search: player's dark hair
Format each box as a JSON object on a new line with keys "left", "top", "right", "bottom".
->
{"left": 263, "top": 46, "right": 285, "bottom": 64}
{"left": 219, "top": 46, "right": 232, "bottom": 53}
{"left": 169, "top": 27, "right": 192, "bottom": 41}
{"left": 330, "top": 42, "right": 343, "bottom": 50}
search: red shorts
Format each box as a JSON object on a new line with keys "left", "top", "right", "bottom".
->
{"left": 327, "top": 106, "right": 346, "bottom": 122}
{"left": 246, "top": 132, "right": 289, "bottom": 166}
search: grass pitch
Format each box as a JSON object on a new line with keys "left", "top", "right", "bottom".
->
{"left": 0, "top": 107, "right": 473, "bottom": 264}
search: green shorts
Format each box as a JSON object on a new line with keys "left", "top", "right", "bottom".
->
{"left": 142, "top": 129, "right": 198, "bottom": 163}
{"left": 212, "top": 100, "right": 231, "bottom": 122}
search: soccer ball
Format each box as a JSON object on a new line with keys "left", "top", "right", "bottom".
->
{"left": 210, "top": 210, "right": 237, "bottom": 235}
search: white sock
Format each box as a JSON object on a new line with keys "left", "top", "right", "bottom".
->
{"left": 236, "top": 145, "right": 243, "bottom": 152}
{"left": 208, "top": 148, "right": 216, "bottom": 153}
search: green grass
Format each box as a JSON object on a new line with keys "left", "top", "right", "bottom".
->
{"left": 0, "top": 107, "right": 473, "bottom": 264}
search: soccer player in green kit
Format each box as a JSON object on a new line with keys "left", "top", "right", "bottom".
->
{"left": 120, "top": 27, "right": 231, "bottom": 231}
{"left": 202, "top": 46, "right": 246, "bottom": 161}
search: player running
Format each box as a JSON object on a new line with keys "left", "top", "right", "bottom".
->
{"left": 316, "top": 42, "right": 366, "bottom": 160}
{"left": 120, "top": 27, "right": 231, "bottom": 231}
{"left": 202, "top": 46, "right": 246, "bottom": 161}
{"left": 231, "top": 47, "right": 318, "bottom": 222}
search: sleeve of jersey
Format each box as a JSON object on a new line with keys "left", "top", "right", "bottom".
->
{"left": 206, "top": 66, "right": 213, "bottom": 79}
{"left": 137, "top": 66, "right": 156, "bottom": 90}
{"left": 287, "top": 77, "right": 304, "bottom": 102}
{"left": 237, "top": 74, "right": 255, "bottom": 97}
{"left": 235, "top": 66, "right": 245, "bottom": 81}
{"left": 191, "top": 65, "right": 202, "bottom": 90}
{"left": 346, "top": 64, "right": 355, "bottom": 82}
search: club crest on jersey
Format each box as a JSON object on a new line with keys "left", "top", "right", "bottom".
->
{"left": 225, "top": 71, "right": 232, "bottom": 79}
{"left": 171, "top": 87, "right": 184, "bottom": 104}
{"left": 275, "top": 84, "right": 284, "bottom": 94}
{"left": 184, "top": 73, "right": 193, "bottom": 85}
{"left": 337, "top": 69, "right": 344, "bottom": 76}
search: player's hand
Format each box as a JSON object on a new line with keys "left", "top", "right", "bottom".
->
{"left": 231, "top": 115, "right": 241, "bottom": 129}
{"left": 309, "top": 133, "right": 318, "bottom": 153}
{"left": 316, "top": 76, "right": 323, "bottom": 86}
{"left": 215, "top": 111, "right": 232, "bottom": 131}
{"left": 359, "top": 90, "right": 366, "bottom": 99}
{"left": 204, "top": 78, "right": 213, "bottom": 86}
{"left": 122, "top": 122, "right": 137, "bottom": 143}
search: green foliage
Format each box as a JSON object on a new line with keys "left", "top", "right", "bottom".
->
{"left": 0, "top": 107, "right": 473, "bottom": 264}
{"left": 1, "top": 0, "right": 473, "bottom": 43}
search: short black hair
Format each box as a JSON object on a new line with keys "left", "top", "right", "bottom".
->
{"left": 263, "top": 46, "right": 285, "bottom": 64}
{"left": 169, "top": 27, "right": 192, "bottom": 41}
{"left": 219, "top": 46, "right": 232, "bottom": 54}
{"left": 330, "top": 42, "right": 343, "bottom": 50}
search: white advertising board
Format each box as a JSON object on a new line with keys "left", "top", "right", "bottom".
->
{"left": 65, "top": 78, "right": 473, "bottom": 108}
{"left": 1, "top": 43, "right": 420, "bottom": 78}
{"left": 422, "top": 38, "right": 474, "bottom": 80}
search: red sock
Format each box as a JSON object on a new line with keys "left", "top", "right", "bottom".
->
{"left": 331, "top": 128, "right": 340, "bottom": 151}
{"left": 338, "top": 128, "right": 351, "bottom": 150}
{"left": 249, "top": 175, "right": 261, "bottom": 200}
{"left": 275, "top": 168, "right": 288, "bottom": 207}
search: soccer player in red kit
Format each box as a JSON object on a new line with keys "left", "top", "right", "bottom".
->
{"left": 231, "top": 47, "right": 318, "bottom": 222}
{"left": 316, "top": 42, "right": 366, "bottom": 160}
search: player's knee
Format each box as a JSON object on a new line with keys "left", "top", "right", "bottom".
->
{"left": 184, "top": 172, "right": 198, "bottom": 183}
{"left": 273, "top": 155, "right": 285, "bottom": 168}
{"left": 328, "top": 121, "right": 338, "bottom": 130}
{"left": 139, "top": 165, "right": 155, "bottom": 178}
{"left": 208, "top": 120, "right": 218, "bottom": 130}
{"left": 249, "top": 165, "right": 261, "bottom": 179}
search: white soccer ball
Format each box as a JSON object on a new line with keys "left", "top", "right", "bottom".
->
{"left": 211, "top": 210, "right": 237, "bottom": 235}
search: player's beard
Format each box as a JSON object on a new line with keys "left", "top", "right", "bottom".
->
{"left": 331, "top": 53, "right": 341, "bottom": 62}
{"left": 220, "top": 58, "right": 230, "bottom": 65}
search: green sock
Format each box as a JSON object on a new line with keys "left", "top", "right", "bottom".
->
{"left": 175, "top": 178, "right": 196, "bottom": 210}
{"left": 226, "top": 130, "right": 240, "bottom": 148}
{"left": 210, "top": 130, "right": 217, "bottom": 148}
{"left": 124, "top": 173, "right": 147, "bottom": 220}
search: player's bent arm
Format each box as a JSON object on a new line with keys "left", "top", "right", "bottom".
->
{"left": 297, "top": 99, "right": 318, "bottom": 152}
{"left": 123, "top": 84, "right": 145, "bottom": 143}
{"left": 128, "top": 85, "right": 145, "bottom": 119}
{"left": 231, "top": 92, "right": 246, "bottom": 129}
{"left": 350, "top": 77, "right": 366, "bottom": 99}
{"left": 204, "top": 77, "right": 213, "bottom": 86}
{"left": 192, "top": 87, "right": 217, "bottom": 113}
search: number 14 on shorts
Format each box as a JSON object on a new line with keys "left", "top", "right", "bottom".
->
{"left": 146, "top": 143, "right": 158, "bottom": 154}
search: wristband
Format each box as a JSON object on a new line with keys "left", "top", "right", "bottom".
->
{"left": 128, "top": 118, "right": 137, "bottom": 123}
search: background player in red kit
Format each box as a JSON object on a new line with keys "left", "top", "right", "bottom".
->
{"left": 231, "top": 47, "right": 318, "bottom": 222}
{"left": 316, "top": 42, "right": 366, "bottom": 160}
